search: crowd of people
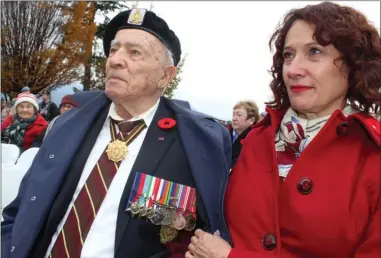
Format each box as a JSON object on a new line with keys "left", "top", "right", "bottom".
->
{"left": 1, "top": 89, "right": 79, "bottom": 153}
{"left": 1, "top": 2, "right": 380, "bottom": 258}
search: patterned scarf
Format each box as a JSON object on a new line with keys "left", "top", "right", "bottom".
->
{"left": 2, "top": 114, "right": 37, "bottom": 147}
{"left": 275, "top": 107, "right": 354, "bottom": 179}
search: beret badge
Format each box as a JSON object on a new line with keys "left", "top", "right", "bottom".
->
{"left": 127, "top": 8, "right": 146, "bottom": 26}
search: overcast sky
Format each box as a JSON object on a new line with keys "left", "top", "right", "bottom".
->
{"left": 105, "top": 1, "right": 380, "bottom": 120}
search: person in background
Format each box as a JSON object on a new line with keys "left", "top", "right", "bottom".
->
{"left": 39, "top": 90, "right": 59, "bottom": 122}
{"left": 229, "top": 100, "right": 259, "bottom": 166}
{"left": 1, "top": 93, "right": 48, "bottom": 152}
{"left": 259, "top": 111, "right": 267, "bottom": 120}
{"left": 32, "top": 94, "right": 81, "bottom": 147}
{"left": 1, "top": 99, "right": 7, "bottom": 110}
{"left": 1, "top": 107, "right": 11, "bottom": 123}
{"left": 58, "top": 94, "right": 79, "bottom": 115}
{"left": 187, "top": 2, "right": 380, "bottom": 258}
{"left": 21, "top": 86, "right": 31, "bottom": 93}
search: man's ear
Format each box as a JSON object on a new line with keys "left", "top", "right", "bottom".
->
{"left": 158, "top": 65, "right": 177, "bottom": 90}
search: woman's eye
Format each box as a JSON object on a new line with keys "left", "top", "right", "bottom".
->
{"left": 309, "top": 47, "right": 321, "bottom": 55}
{"left": 283, "top": 51, "right": 293, "bottom": 60}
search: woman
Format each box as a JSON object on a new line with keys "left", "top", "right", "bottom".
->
{"left": 229, "top": 100, "right": 260, "bottom": 166}
{"left": 186, "top": 2, "right": 380, "bottom": 257}
{"left": 1, "top": 92, "right": 48, "bottom": 151}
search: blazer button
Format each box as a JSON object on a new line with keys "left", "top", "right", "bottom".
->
{"left": 11, "top": 246, "right": 15, "bottom": 252}
{"left": 262, "top": 234, "right": 277, "bottom": 250}
{"left": 336, "top": 122, "right": 348, "bottom": 136}
{"left": 49, "top": 154, "right": 55, "bottom": 159}
{"left": 297, "top": 178, "right": 313, "bottom": 195}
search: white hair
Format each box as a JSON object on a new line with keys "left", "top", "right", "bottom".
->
{"left": 165, "top": 47, "right": 175, "bottom": 66}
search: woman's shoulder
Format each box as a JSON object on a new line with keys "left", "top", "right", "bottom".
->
{"left": 35, "top": 113, "right": 48, "bottom": 127}
{"left": 350, "top": 113, "right": 380, "bottom": 147}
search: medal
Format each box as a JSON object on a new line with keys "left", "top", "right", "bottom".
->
{"left": 160, "top": 226, "right": 178, "bottom": 244}
{"left": 171, "top": 213, "right": 187, "bottom": 230}
{"left": 161, "top": 209, "right": 173, "bottom": 226}
{"left": 146, "top": 207, "right": 155, "bottom": 219}
{"left": 106, "top": 140, "right": 128, "bottom": 162}
{"left": 184, "top": 213, "right": 196, "bottom": 231}
{"left": 150, "top": 209, "right": 164, "bottom": 225}
{"left": 130, "top": 202, "right": 140, "bottom": 216}
{"left": 138, "top": 206, "right": 147, "bottom": 217}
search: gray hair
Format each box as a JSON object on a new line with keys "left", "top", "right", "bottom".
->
{"left": 165, "top": 47, "right": 174, "bottom": 66}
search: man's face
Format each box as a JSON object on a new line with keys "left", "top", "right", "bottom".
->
{"left": 42, "top": 93, "right": 49, "bottom": 101}
{"left": 104, "top": 29, "right": 176, "bottom": 103}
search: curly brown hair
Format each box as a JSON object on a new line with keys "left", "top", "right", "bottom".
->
{"left": 267, "top": 1, "right": 380, "bottom": 115}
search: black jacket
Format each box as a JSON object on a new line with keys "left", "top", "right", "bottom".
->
{"left": 229, "top": 126, "right": 253, "bottom": 167}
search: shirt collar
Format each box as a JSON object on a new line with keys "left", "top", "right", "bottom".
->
{"left": 108, "top": 99, "right": 160, "bottom": 128}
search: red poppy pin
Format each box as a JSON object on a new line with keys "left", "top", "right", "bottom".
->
{"left": 240, "top": 139, "right": 245, "bottom": 145}
{"left": 158, "top": 118, "right": 176, "bottom": 130}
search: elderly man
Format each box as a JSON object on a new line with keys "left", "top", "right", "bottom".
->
{"left": 1, "top": 8, "right": 232, "bottom": 258}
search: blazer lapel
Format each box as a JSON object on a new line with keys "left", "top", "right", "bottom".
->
{"left": 114, "top": 98, "right": 176, "bottom": 251}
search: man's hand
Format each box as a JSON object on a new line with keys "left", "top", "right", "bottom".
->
{"left": 185, "top": 229, "right": 232, "bottom": 258}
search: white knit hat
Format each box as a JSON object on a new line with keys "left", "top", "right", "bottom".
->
{"left": 14, "top": 92, "right": 39, "bottom": 111}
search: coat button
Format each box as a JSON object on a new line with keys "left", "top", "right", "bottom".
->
{"left": 11, "top": 246, "right": 15, "bottom": 252}
{"left": 49, "top": 154, "right": 55, "bottom": 159}
{"left": 336, "top": 122, "right": 348, "bottom": 136}
{"left": 297, "top": 178, "right": 313, "bottom": 195}
{"left": 31, "top": 196, "right": 36, "bottom": 201}
{"left": 262, "top": 234, "right": 277, "bottom": 250}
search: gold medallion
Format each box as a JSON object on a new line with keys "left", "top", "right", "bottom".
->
{"left": 106, "top": 140, "right": 127, "bottom": 162}
{"left": 160, "top": 226, "right": 178, "bottom": 244}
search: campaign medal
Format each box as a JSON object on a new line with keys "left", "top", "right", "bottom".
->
{"left": 106, "top": 139, "right": 127, "bottom": 162}
{"left": 138, "top": 206, "right": 147, "bottom": 217}
{"left": 146, "top": 207, "right": 155, "bottom": 219}
{"left": 130, "top": 202, "right": 140, "bottom": 217}
{"left": 160, "top": 209, "right": 173, "bottom": 226}
{"left": 184, "top": 213, "right": 196, "bottom": 231}
{"left": 150, "top": 208, "right": 164, "bottom": 225}
{"left": 171, "top": 213, "right": 187, "bottom": 230}
{"left": 160, "top": 226, "right": 178, "bottom": 244}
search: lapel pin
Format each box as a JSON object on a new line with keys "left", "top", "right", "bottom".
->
{"left": 158, "top": 136, "right": 165, "bottom": 141}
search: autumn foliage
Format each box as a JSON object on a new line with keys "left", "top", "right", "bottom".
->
{"left": 1, "top": 1, "right": 96, "bottom": 95}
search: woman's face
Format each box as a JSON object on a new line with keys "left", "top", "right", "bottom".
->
{"left": 282, "top": 20, "right": 349, "bottom": 118}
{"left": 17, "top": 102, "right": 35, "bottom": 119}
{"left": 60, "top": 104, "right": 74, "bottom": 115}
{"left": 232, "top": 107, "right": 255, "bottom": 133}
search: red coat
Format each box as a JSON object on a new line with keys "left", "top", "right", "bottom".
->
{"left": 1, "top": 113, "right": 48, "bottom": 149}
{"left": 225, "top": 108, "right": 380, "bottom": 258}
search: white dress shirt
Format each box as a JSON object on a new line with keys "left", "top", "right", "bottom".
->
{"left": 45, "top": 100, "right": 160, "bottom": 258}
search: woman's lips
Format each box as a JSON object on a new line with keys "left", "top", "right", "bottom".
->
{"left": 290, "top": 85, "right": 313, "bottom": 93}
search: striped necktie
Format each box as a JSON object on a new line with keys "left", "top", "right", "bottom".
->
{"left": 49, "top": 119, "right": 146, "bottom": 258}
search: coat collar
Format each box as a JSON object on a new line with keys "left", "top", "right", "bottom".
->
{"left": 257, "top": 107, "right": 380, "bottom": 147}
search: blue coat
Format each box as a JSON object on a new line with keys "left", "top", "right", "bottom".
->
{"left": 1, "top": 91, "right": 232, "bottom": 258}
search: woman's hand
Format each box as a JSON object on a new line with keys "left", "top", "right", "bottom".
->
{"left": 185, "top": 229, "right": 232, "bottom": 258}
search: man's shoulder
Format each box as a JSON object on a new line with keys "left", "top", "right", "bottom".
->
{"left": 166, "top": 98, "right": 229, "bottom": 135}
{"left": 72, "top": 90, "right": 105, "bottom": 106}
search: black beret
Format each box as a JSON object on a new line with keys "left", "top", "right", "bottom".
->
{"left": 103, "top": 8, "right": 181, "bottom": 66}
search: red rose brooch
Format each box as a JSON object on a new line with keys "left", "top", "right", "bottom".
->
{"left": 158, "top": 118, "right": 176, "bottom": 130}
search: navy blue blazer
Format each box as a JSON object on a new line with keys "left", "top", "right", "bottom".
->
{"left": 1, "top": 91, "right": 232, "bottom": 258}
